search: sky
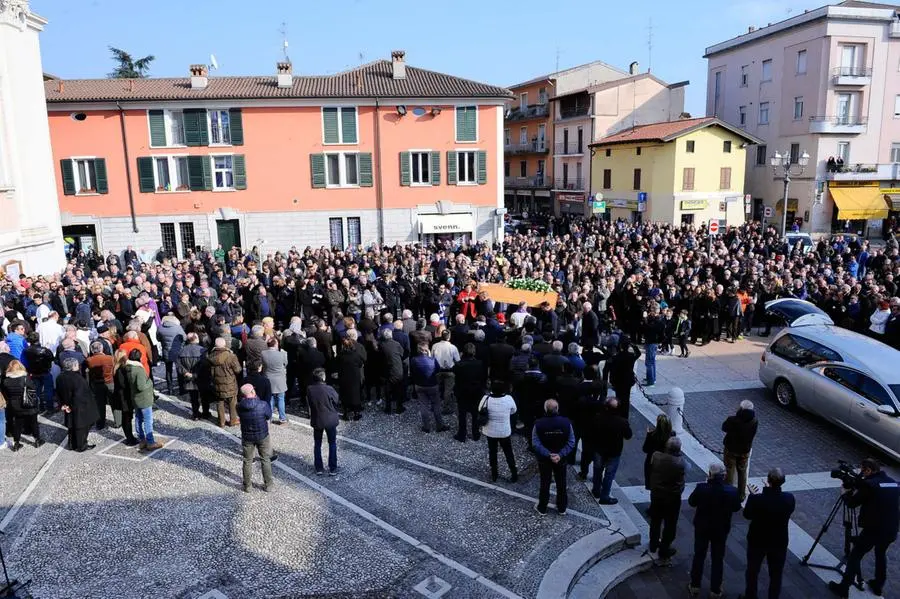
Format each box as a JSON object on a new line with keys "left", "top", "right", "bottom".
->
{"left": 34, "top": 0, "right": 845, "bottom": 115}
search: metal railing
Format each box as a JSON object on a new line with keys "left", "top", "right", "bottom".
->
{"left": 831, "top": 66, "right": 873, "bottom": 78}
{"left": 505, "top": 141, "right": 548, "bottom": 154}
{"left": 552, "top": 177, "right": 584, "bottom": 190}
{"left": 504, "top": 175, "right": 548, "bottom": 188}
{"left": 506, "top": 103, "right": 550, "bottom": 121}
{"left": 559, "top": 106, "right": 591, "bottom": 119}
{"left": 809, "top": 115, "right": 868, "bottom": 126}
{"left": 554, "top": 142, "right": 584, "bottom": 155}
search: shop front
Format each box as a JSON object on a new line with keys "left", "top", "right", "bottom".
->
{"left": 828, "top": 182, "right": 888, "bottom": 238}
{"left": 607, "top": 198, "right": 643, "bottom": 223}
{"left": 557, "top": 193, "right": 586, "bottom": 216}
{"left": 418, "top": 212, "right": 475, "bottom": 246}
{"left": 881, "top": 188, "right": 900, "bottom": 239}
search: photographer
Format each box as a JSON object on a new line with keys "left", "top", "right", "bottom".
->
{"left": 827, "top": 458, "right": 899, "bottom": 598}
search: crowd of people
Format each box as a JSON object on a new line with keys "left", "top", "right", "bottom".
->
{"left": 0, "top": 216, "right": 899, "bottom": 595}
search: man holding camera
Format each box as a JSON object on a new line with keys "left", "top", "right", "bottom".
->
{"left": 827, "top": 458, "right": 899, "bottom": 598}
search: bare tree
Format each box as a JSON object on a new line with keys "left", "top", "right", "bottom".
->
{"left": 108, "top": 46, "right": 155, "bottom": 79}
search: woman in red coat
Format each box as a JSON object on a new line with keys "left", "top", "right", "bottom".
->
{"left": 456, "top": 283, "right": 478, "bottom": 322}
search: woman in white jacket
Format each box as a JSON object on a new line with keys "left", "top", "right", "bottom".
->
{"left": 869, "top": 299, "right": 891, "bottom": 337}
{"left": 480, "top": 380, "right": 518, "bottom": 483}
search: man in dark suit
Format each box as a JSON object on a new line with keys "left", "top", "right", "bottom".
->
{"left": 740, "top": 468, "right": 795, "bottom": 599}
{"left": 452, "top": 343, "right": 487, "bottom": 442}
{"left": 688, "top": 463, "right": 742, "bottom": 598}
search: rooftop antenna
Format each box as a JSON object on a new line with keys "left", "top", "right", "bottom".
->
{"left": 358, "top": 51, "right": 365, "bottom": 64}
{"left": 555, "top": 46, "right": 560, "bottom": 76}
{"left": 647, "top": 17, "right": 653, "bottom": 73}
{"left": 279, "top": 21, "right": 290, "bottom": 62}
{"left": 209, "top": 54, "right": 219, "bottom": 71}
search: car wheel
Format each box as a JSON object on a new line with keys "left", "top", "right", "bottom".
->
{"left": 774, "top": 379, "right": 797, "bottom": 408}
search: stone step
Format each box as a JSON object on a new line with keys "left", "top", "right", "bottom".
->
{"left": 567, "top": 547, "right": 653, "bottom": 599}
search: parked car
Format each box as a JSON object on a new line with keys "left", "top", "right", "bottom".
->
{"left": 784, "top": 232, "right": 814, "bottom": 255}
{"left": 759, "top": 299, "right": 900, "bottom": 460}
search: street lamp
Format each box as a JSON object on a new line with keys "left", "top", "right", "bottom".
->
{"left": 770, "top": 149, "right": 810, "bottom": 236}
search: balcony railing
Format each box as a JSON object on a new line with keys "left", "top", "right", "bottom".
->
{"left": 559, "top": 106, "right": 591, "bottom": 119}
{"left": 505, "top": 141, "right": 549, "bottom": 154}
{"left": 504, "top": 175, "right": 548, "bottom": 188}
{"left": 552, "top": 177, "right": 585, "bottom": 191}
{"left": 506, "top": 103, "right": 550, "bottom": 121}
{"left": 554, "top": 142, "right": 584, "bottom": 155}
{"left": 831, "top": 66, "right": 873, "bottom": 85}
{"left": 809, "top": 115, "right": 867, "bottom": 134}
{"left": 825, "top": 163, "right": 900, "bottom": 181}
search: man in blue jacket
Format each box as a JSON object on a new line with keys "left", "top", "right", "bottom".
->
{"left": 688, "top": 463, "right": 741, "bottom": 598}
{"left": 532, "top": 399, "right": 575, "bottom": 516}
{"left": 237, "top": 383, "right": 274, "bottom": 493}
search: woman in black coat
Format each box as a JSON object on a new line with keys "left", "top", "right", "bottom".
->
{"left": 642, "top": 413, "right": 674, "bottom": 490}
{"left": 111, "top": 350, "right": 138, "bottom": 446}
{"left": 56, "top": 357, "right": 100, "bottom": 452}
{"left": 1, "top": 360, "right": 43, "bottom": 451}
{"left": 336, "top": 336, "right": 365, "bottom": 420}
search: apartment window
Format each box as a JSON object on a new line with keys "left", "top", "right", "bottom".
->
{"left": 723, "top": 140, "right": 732, "bottom": 153}
{"left": 324, "top": 152, "right": 360, "bottom": 186}
{"left": 682, "top": 167, "right": 695, "bottom": 191}
{"left": 519, "top": 127, "right": 528, "bottom": 144}
{"left": 636, "top": 147, "right": 642, "bottom": 156}
{"left": 890, "top": 143, "right": 900, "bottom": 163}
{"left": 759, "top": 102, "right": 770, "bottom": 125}
{"left": 756, "top": 144, "right": 768, "bottom": 166}
{"left": 577, "top": 127, "right": 583, "bottom": 153}
{"left": 794, "top": 96, "right": 804, "bottom": 120}
{"left": 455, "top": 106, "right": 477, "bottom": 142}
{"left": 457, "top": 150, "right": 477, "bottom": 183}
{"left": 633, "top": 168, "right": 642, "bottom": 190}
{"left": 719, "top": 167, "right": 732, "bottom": 190}
{"left": 347, "top": 217, "right": 361, "bottom": 247}
{"left": 538, "top": 87, "right": 548, "bottom": 104}
{"left": 837, "top": 141, "right": 850, "bottom": 163}
{"left": 537, "top": 159, "right": 545, "bottom": 177}
{"left": 789, "top": 143, "right": 800, "bottom": 165}
{"left": 739, "top": 106, "right": 746, "bottom": 126}
{"left": 151, "top": 156, "right": 190, "bottom": 192}
{"left": 329, "top": 217, "right": 344, "bottom": 248}
{"left": 605, "top": 148, "right": 611, "bottom": 157}
{"left": 837, "top": 93, "right": 857, "bottom": 123}
{"left": 160, "top": 223, "right": 177, "bottom": 257}
{"left": 686, "top": 140, "right": 695, "bottom": 153}
{"left": 796, "top": 50, "right": 807, "bottom": 75}
{"left": 504, "top": 161, "right": 510, "bottom": 177}
{"left": 562, "top": 163, "right": 568, "bottom": 186}
{"left": 155, "top": 157, "right": 170, "bottom": 191}
{"left": 761, "top": 59, "right": 773, "bottom": 82}
{"left": 839, "top": 44, "right": 862, "bottom": 75}
{"left": 148, "top": 109, "right": 186, "bottom": 147}
{"left": 179, "top": 222, "right": 196, "bottom": 258}
{"left": 602, "top": 169, "right": 612, "bottom": 189}
{"left": 519, "top": 161, "right": 527, "bottom": 177}
{"left": 344, "top": 154, "right": 359, "bottom": 185}
{"left": 212, "top": 155, "right": 234, "bottom": 190}
{"left": 208, "top": 109, "right": 231, "bottom": 145}
{"left": 519, "top": 92, "right": 527, "bottom": 110}
{"left": 576, "top": 162, "right": 583, "bottom": 185}
{"left": 322, "top": 107, "right": 358, "bottom": 144}
{"left": 410, "top": 152, "right": 431, "bottom": 185}
{"left": 504, "top": 129, "right": 510, "bottom": 146}
{"left": 72, "top": 158, "right": 101, "bottom": 194}
{"left": 537, "top": 124, "right": 546, "bottom": 149}
{"left": 740, "top": 65, "right": 748, "bottom": 87}
{"left": 894, "top": 95, "right": 900, "bottom": 117}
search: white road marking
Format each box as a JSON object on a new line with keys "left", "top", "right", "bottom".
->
{"left": 0, "top": 438, "right": 66, "bottom": 532}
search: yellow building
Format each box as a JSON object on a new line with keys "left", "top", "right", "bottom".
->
{"left": 589, "top": 117, "right": 762, "bottom": 226}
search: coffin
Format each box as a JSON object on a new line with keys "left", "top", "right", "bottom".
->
{"left": 478, "top": 283, "right": 559, "bottom": 308}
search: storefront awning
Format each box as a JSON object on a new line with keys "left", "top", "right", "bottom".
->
{"left": 418, "top": 213, "right": 474, "bottom": 234}
{"left": 830, "top": 187, "right": 888, "bottom": 220}
{"left": 885, "top": 193, "right": 900, "bottom": 211}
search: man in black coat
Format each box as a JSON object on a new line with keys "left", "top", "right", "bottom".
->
{"left": 580, "top": 302, "right": 600, "bottom": 351}
{"left": 380, "top": 328, "right": 405, "bottom": 414}
{"left": 722, "top": 399, "right": 759, "bottom": 502}
{"left": 452, "top": 343, "right": 487, "bottom": 441}
{"left": 56, "top": 357, "right": 100, "bottom": 452}
{"left": 688, "top": 463, "right": 741, "bottom": 598}
{"left": 591, "top": 398, "right": 632, "bottom": 505}
{"left": 741, "top": 468, "right": 795, "bottom": 599}
{"left": 603, "top": 337, "right": 641, "bottom": 417}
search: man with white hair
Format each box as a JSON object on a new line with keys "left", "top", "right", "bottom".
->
{"left": 245, "top": 324, "right": 268, "bottom": 372}
{"left": 237, "top": 383, "right": 274, "bottom": 492}
{"left": 37, "top": 311, "right": 64, "bottom": 353}
{"left": 580, "top": 301, "right": 601, "bottom": 351}
{"left": 721, "top": 399, "right": 758, "bottom": 502}
{"left": 687, "top": 462, "right": 741, "bottom": 598}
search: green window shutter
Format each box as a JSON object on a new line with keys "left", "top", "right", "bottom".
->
{"left": 229, "top": 109, "right": 244, "bottom": 146}
{"left": 187, "top": 155, "right": 211, "bottom": 190}
{"left": 60, "top": 159, "right": 75, "bottom": 195}
{"left": 310, "top": 154, "right": 326, "bottom": 188}
{"left": 476, "top": 151, "right": 487, "bottom": 185}
{"left": 456, "top": 107, "right": 476, "bottom": 142}
{"left": 183, "top": 108, "right": 208, "bottom": 146}
{"left": 233, "top": 154, "right": 247, "bottom": 189}
{"left": 359, "top": 152, "right": 373, "bottom": 187}
{"left": 93, "top": 158, "right": 109, "bottom": 194}
{"left": 466, "top": 108, "right": 477, "bottom": 141}
{"left": 399, "top": 151, "right": 411, "bottom": 186}
{"left": 341, "top": 107, "right": 357, "bottom": 144}
{"left": 447, "top": 151, "right": 457, "bottom": 185}
{"left": 430, "top": 151, "right": 441, "bottom": 185}
{"left": 137, "top": 157, "right": 155, "bottom": 192}
{"left": 322, "top": 108, "right": 339, "bottom": 144}
{"left": 148, "top": 110, "right": 166, "bottom": 146}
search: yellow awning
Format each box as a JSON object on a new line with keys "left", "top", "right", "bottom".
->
{"left": 830, "top": 187, "right": 889, "bottom": 220}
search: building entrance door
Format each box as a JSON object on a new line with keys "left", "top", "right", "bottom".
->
{"left": 216, "top": 219, "right": 241, "bottom": 251}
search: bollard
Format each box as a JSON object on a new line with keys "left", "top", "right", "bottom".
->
{"left": 667, "top": 387, "right": 685, "bottom": 434}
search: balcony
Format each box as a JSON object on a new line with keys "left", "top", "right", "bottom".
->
{"left": 505, "top": 140, "right": 549, "bottom": 154}
{"left": 552, "top": 177, "right": 585, "bottom": 191}
{"left": 505, "top": 175, "right": 549, "bottom": 189}
{"left": 891, "top": 21, "right": 900, "bottom": 37}
{"left": 831, "top": 66, "right": 872, "bottom": 86}
{"left": 824, "top": 162, "right": 900, "bottom": 181}
{"left": 506, "top": 103, "right": 550, "bottom": 122}
{"left": 809, "top": 115, "right": 867, "bottom": 134}
{"left": 554, "top": 142, "right": 585, "bottom": 156}
{"left": 558, "top": 106, "right": 591, "bottom": 120}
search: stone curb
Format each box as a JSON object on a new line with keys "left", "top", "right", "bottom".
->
{"left": 569, "top": 549, "right": 653, "bottom": 599}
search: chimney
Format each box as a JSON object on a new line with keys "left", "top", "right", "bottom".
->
{"left": 276, "top": 61, "right": 292, "bottom": 88}
{"left": 391, "top": 50, "right": 406, "bottom": 80}
{"left": 189, "top": 64, "right": 208, "bottom": 90}
{"left": 57, "top": 80, "right": 64, "bottom": 93}
{"left": 748, "top": 25, "right": 756, "bottom": 33}
{"left": 629, "top": 61, "right": 639, "bottom": 75}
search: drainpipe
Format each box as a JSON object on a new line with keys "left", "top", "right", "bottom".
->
{"left": 373, "top": 98, "right": 385, "bottom": 245}
{"left": 116, "top": 101, "right": 139, "bottom": 233}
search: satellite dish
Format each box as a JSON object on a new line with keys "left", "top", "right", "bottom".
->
{"left": 209, "top": 54, "right": 219, "bottom": 70}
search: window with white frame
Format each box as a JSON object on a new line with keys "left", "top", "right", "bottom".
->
{"left": 329, "top": 217, "right": 344, "bottom": 248}
{"left": 538, "top": 87, "right": 548, "bottom": 104}
{"left": 761, "top": 59, "right": 773, "bottom": 82}
{"left": 519, "top": 127, "right": 527, "bottom": 144}
{"left": 209, "top": 109, "right": 232, "bottom": 145}
{"left": 796, "top": 50, "right": 807, "bottom": 75}
{"left": 739, "top": 106, "right": 746, "bottom": 126}
{"left": 793, "top": 96, "right": 804, "bottom": 120}
{"left": 74, "top": 158, "right": 95, "bottom": 193}
{"left": 168, "top": 111, "right": 185, "bottom": 145}
{"left": 891, "top": 143, "right": 900, "bottom": 163}
{"left": 740, "top": 65, "right": 748, "bottom": 86}
{"left": 212, "top": 155, "right": 234, "bottom": 190}
{"left": 837, "top": 141, "right": 850, "bottom": 162}
{"left": 457, "top": 150, "right": 477, "bottom": 184}
{"left": 410, "top": 152, "right": 431, "bottom": 185}
{"left": 325, "top": 152, "right": 360, "bottom": 187}
{"left": 347, "top": 217, "right": 361, "bottom": 246}
{"left": 153, "top": 156, "right": 190, "bottom": 192}
{"left": 759, "top": 102, "right": 770, "bottom": 125}
{"left": 519, "top": 92, "right": 527, "bottom": 110}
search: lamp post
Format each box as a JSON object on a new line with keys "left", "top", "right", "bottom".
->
{"left": 770, "top": 150, "right": 810, "bottom": 237}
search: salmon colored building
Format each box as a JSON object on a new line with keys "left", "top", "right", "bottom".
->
{"left": 45, "top": 52, "right": 511, "bottom": 257}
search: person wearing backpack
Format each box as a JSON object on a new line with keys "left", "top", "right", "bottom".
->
{"left": 479, "top": 380, "right": 518, "bottom": 483}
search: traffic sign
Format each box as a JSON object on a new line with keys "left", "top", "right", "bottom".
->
{"left": 709, "top": 221, "right": 720, "bottom": 235}
{"left": 763, "top": 206, "right": 774, "bottom": 218}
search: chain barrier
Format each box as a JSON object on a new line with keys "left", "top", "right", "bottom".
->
{"left": 634, "top": 379, "right": 724, "bottom": 457}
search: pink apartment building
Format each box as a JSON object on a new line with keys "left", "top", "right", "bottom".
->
{"left": 705, "top": 0, "right": 900, "bottom": 237}
{"left": 45, "top": 52, "right": 511, "bottom": 257}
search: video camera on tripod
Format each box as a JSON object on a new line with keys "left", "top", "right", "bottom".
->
{"left": 830, "top": 460, "right": 865, "bottom": 489}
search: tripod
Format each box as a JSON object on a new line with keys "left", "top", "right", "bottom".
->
{"left": 801, "top": 491, "right": 863, "bottom": 591}
{"left": 0, "top": 533, "right": 31, "bottom": 599}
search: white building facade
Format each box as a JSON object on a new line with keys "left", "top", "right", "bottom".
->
{"left": 0, "top": 0, "right": 64, "bottom": 276}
